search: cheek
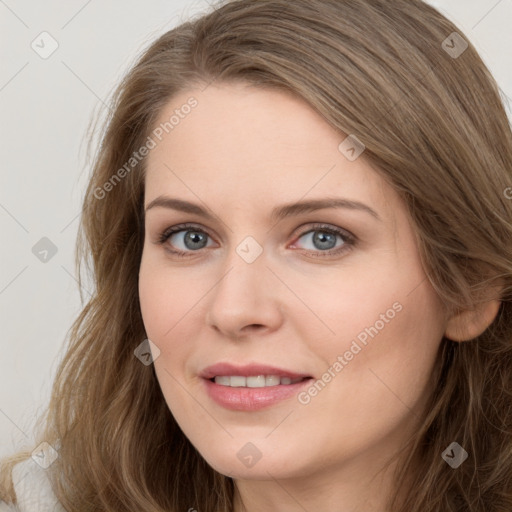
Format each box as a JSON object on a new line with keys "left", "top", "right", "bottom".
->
{"left": 139, "top": 255, "right": 196, "bottom": 338}
{"left": 138, "top": 260, "right": 194, "bottom": 409}
{"left": 289, "top": 264, "right": 414, "bottom": 357}
{"left": 317, "top": 279, "right": 445, "bottom": 420}
{"left": 300, "top": 251, "right": 445, "bottom": 403}
{"left": 138, "top": 256, "right": 211, "bottom": 380}
{"left": 138, "top": 261, "right": 168, "bottom": 338}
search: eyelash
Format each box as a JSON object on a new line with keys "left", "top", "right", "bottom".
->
{"left": 156, "top": 222, "right": 356, "bottom": 259}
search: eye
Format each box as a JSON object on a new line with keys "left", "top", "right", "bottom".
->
{"left": 154, "top": 222, "right": 356, "bottom": 259}
{"left": 156, "top": 223, "right": 215, "bottom": 256}
{"left": 290, "top": 223, "right": 355, "bottom": 258}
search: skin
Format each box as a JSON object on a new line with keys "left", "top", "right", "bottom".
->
{"left": 138, "top": 82, "right": 500, "bottom": 511}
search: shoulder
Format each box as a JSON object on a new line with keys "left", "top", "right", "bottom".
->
{"left": 0, "top": 458, "right": 66, "bottom": 512}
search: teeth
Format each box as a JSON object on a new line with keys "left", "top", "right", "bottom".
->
{"left": 214, "top": 376, "right": 231, "bottom": 386}
{"left": 247, "top": 375, "right": 266, "bottom": 388}
{"left": 213, "top": 375, "right": 305, "bottom": 387}
{"left": 265, "top": 375, "right": 280, "bottom": 386}
{"left": 230, "top": 376, "right": 246, "bottom": 387}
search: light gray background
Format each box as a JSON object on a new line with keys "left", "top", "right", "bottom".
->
{"left": 1, "top": 0, "right": 511, "bottom": 459}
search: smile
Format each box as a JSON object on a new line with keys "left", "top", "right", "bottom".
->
{"left": 211, "top": 375, "right": 307, "bottom": 387}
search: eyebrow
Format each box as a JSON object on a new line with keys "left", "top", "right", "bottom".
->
{"left": 144, "top": 196, "right": 382, "bottom": 223}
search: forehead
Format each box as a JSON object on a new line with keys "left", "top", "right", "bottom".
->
{"left": 144, "top": 83, "right": 397, "bottom": 222}
{"left": 149, "top": 83, "right": 338, "bottom": 164}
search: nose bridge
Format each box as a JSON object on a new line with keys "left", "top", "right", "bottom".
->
{"left": 206, "top": 239, "right": 283, "bottom": 335}
{"left": 214, "top": 240, "right": 270, "bottom": 310}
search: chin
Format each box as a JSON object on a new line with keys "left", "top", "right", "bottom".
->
{"left": 196, "top": 442, "right": 310, "bottom": 481}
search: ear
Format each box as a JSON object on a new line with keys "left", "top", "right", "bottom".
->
{"left": 444, "top": 298, "right": 502, "bottom": 342}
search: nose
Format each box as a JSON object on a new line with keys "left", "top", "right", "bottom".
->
{"left": 205, "top": 251, "right": 284, "bottom": 340}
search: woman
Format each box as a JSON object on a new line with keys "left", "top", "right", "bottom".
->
{"left": 1, "top": 0, "right": 511, "bottom": 510}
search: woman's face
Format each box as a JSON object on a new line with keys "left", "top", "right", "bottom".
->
{"left": 138, "top": 82, "right": 448, "bottom": 484}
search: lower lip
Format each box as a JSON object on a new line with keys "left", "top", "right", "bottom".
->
{"left": 202, "top": 377, "right": 313, "bottom": 411}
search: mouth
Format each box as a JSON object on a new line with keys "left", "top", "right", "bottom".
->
{"left": 199, "top": 362, "right": 313, "bottom": 382}
{"left": 207, "top": 375, "right": 312, "bottom": 387}
{"left": 199, "top": 362, "right": 314, "bottom": 410}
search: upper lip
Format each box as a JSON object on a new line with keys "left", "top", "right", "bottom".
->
{"left": 200, "top": 362, "right": 312, "bottom": 380}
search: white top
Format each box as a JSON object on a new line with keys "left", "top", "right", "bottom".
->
{"left": 0, "top": 458, "right": 66, "bottom": 512}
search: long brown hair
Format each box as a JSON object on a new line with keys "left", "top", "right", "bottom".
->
{"left": 2, "top": 0, "right": 511, "bottom": 510}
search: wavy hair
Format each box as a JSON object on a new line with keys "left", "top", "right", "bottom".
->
{"left": 1, "top": 0, "right": 512, "bottom": 510}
